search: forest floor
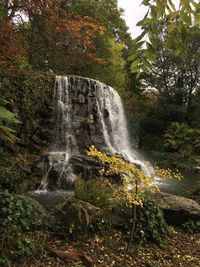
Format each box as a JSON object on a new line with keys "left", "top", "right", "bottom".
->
{"left": 14, "top": 227, "right": 200, "bottom": 267}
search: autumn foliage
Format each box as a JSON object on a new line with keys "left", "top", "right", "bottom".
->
{"left": 87, "top": 145, "right": 182, "bottom": 207}
{"left": 0, "top": 0, "right": 104, "bottom": 69}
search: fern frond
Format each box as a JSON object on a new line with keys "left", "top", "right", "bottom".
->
{"left": 0, "top": 106, "right": 21, "bottom": 124}
{"left": 0, "top": 125, "right": 18, "bottom": 143}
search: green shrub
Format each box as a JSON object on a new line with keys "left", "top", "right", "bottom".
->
{"left": 164, "top": 122, "right": 200, "bottom": 155}
{"left": 74, "top": 178, "right": 115, "bottom": 208}
{"left": 0, "top": 232, "right": 39, "bottom": 266}
{"left": 0, "top": 258, "right": 12, "bottom": 266}
{"left": 0, "top": 68, "right": 54, "bottom": 122}
{"left": 135, "top": 194, "right": 168, "bottom": 246}
{"left": 149, "top": 150, "right": 196, "bottom": 170}
{"left": 0, "top": 152, "right": 27, "bottom": 192}
{"left": 16, "top": 237, "right": 36, "bottom": 257}
{"left": 182, "top": 220, "right": 200, "bottom": 233}
{"left": 0, "top": 191, "right": 46, "bottom": 232}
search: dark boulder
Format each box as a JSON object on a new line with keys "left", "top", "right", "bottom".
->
{"left": 154, "top": 192, "right": 200, "bottom": 225}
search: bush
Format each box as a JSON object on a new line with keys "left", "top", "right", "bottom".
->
{"left": 0, "top": 152, "right": 30, "bottom": 192}
{"left": 74, "top": 178, "right": 115, "bottom": 208}
{"left": 0, "top": 192, "right": 45, "bottom": 265}
{"left": 164, "top": 122, "right": 200, "bottom": 155}
{"left": 182, "top": 220, "right": 200, "bottom": 233}
{"left": 0, "top": 191, "right": 46, "bottom": 232}
{"left": 0, "top": 232, "right": 39, "bottom": 266}
{"left": 135, "top": 194, "right": 168, "bottom": 246}
{"left": 0, "top": 68, "right": 54, "bottom": 122}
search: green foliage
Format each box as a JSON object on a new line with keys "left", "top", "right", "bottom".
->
{"left": 74, "top": 178, "right": 115, "bottom": 208}
{"left": 0, "top": 152, "right": 27, "bottom": 192}
{"left": 148, "top": 151, "right": 196, "bottom": 170}
{"left": 0, "top": 231, "right": 39, "bottom": 266}
{"left": 88, "top": 215, "right": 111, "bottom": 234}
{"left": 164, "top": 122, "right": 200, "bottom": 155}
{"left": 0, "top": 258, "right": 12, "bottom": 266}
{"left": 129, "top": 0, "right": 200, "bottom": 77}
{"left": 0, "top": 69, "right": 54, "bottom": 122}
{"left": 13, "top": 56, "right": 32, "bottom": 71}
{"left": 16, "top": 237, "right": 36, "bottom": 257}
{"left": 182, "top": 220, "right": 200, "bottom": 234}
{"left": 135, "top": 194, "right": 168, "bottom": 246}
{"left": 66, "top": 0, "right": 130, "bottom": 89}
{"left": 0, "top": 191, "right": 45, "bottom": 232}
{"left": 51, "top": 211, "right": 110, "bottom": 240}
{"left": 0, "top": 103, "right": 21, "bottom": 143}
{"left": 139, "top": 103, "right": 187, "bottom": 150}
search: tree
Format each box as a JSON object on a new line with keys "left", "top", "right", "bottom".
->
{"left": 128, "top": 0, "right": 200, "bottom": 110}
{"left": 129, "top": 0, "right": 200, "bottom": 76}
{"left": 127, "top": 0, "right": 200, "bottom": 152}
{"left": 87, "top": 145, "right": 182, "bottom": 249}
{"left": 0, "top": 0, "right": 103, "bottom": 70}
{"left": 65, "top": 0, "right": 131, "bottom": 88}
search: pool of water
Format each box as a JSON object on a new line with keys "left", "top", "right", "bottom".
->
{"left": 28, "top": 190, "right": 74, "bottom": 209}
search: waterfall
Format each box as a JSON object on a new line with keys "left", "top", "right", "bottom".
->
{"left": 96, "top": 85, "right": 139, "bottom": 161}
{"left": 39, "top": 75, "right": 150, "bottom": 190}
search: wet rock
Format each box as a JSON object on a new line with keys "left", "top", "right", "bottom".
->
{"left": 195, "top": 166, "right": 200, "bottom": 173}
{"left": 17, "top": 179, "right": 30, "bottom": 193}
{"left": 77, "top": 94, "right": 85, "bottom": 104}
{"left": 48, "top": 163, "right": 76, "bottom": 191}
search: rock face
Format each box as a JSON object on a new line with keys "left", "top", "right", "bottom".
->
{"left": 154, "top": 192, "right": 200, "bottom": 225}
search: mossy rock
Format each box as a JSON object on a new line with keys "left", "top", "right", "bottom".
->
{"left": 53, "top": 198, "right": 99, "bottom": 231}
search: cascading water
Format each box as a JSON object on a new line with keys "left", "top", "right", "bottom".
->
{"left": 96, "top": 85, "right": 139, "bottom": 161}
{"left": 39, "top": 77, "right": 74, "bottom": 190}
{"left": 96, "top": 84, "right": 151, "bottom": 174}
{"left": 39, "top": 75, "right": 150, "bottom": 191}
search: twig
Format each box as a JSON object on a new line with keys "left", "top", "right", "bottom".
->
{"left": 44, "top": 245, "right": 94, "bottom": 267}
